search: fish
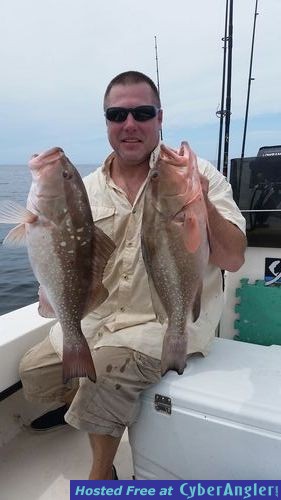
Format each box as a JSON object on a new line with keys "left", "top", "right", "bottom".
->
{"left": 0, "top": 147, "right": 115, "bottom": 383}
{"left": 141, "top": 141, "right": 210, "bottom": 376}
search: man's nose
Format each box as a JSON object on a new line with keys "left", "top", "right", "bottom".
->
{"left": 123, "top": 112, "right": 137, "bottom": 128}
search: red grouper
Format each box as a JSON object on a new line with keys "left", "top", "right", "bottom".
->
{"left": 0, "top": 147, "right": 115, "bottom": 383}
{"left": 141, "top": 142, "right": 210, "bottom": 376}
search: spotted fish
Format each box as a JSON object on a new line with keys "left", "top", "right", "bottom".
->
{"left": 141, "top": 142, "right": 210, "bottom": 375}
{"left": 0, "top": 147, "right": 115, "bottom": 383}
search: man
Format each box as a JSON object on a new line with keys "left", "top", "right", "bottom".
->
{"left": 20, "top": 70, "right": 246, "bottom": 480}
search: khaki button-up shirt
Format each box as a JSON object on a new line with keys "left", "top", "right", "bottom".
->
{"left": 49, "top": 148, "right": 246, "bottom": 360}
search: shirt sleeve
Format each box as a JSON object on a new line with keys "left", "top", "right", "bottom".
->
{"left": 197, "top": 157, "right": 246, "bottom": 234}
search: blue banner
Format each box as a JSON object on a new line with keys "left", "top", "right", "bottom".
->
{"left": 70, "top": 480, "right": 280, "bottom": 499}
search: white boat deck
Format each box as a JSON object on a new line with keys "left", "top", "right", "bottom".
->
{"left": 0, "top": 420, "right": 134, "bottom": 500}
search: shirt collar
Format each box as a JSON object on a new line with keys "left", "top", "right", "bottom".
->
{"left": 101, "top": 152, "right": 115, "bottom": 182}
{"left": 149, "top": 141, "right": 161, "bottom": 170}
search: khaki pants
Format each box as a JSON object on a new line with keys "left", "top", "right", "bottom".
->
{"left": 19, "top": 336, "right": 161, "bottom": 437}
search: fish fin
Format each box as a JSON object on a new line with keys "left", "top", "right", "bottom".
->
{"left": 2, "top": 224, "right": 27, "bottom": 246}
{"left": 0, "top": 200, "right": 37, "bottom": 224}
{"left": 82, "top": 226, "right": 115, "bottom": 316}
{"left": 141, "top": 239, "right": 167, "bottom": 323}
{"left": 192, "top": 283, "right": 202, "bottom": 322}
{"left": 85, "top": 225, "right": 115, "bottom": 312}
{"left": 161, "top": 332, "right": 187, "bottom": 376}
{"left": 147, "top": 273, "right": 167, "bottom": 323}
{"left": 183, "top": 208, "right": 201, "bottom": 253}
{"left": 83, "top": 283, "right": 109, "bottom": 316}
{"left": 63, "top": 335, "right": 96, "bottom": 384}
{"left": 38, "top": 286, "right": 57, "bottom": 318}
{"left": 93, "top": 224, "right": 116, "bottom": 268}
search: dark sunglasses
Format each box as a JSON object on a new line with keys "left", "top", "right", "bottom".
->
{"left": 105, "top": 105, "right": 160, "bottom": 123}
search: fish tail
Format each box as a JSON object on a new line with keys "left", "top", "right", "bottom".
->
{"left": 161, "top": 333, "right": 187, "bottom": 376}
{"left": 63, "top": 338, "right": 96, "bottom": 384}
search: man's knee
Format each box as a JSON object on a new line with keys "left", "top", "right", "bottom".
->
{"left": 19, "top": 336, "right": 67, "bottom": 403}
{"left": 19, "top": 349, "right": 33, "bottom": 379}
{"left": 19, "top": 336, "right": 60, "bottom": 376}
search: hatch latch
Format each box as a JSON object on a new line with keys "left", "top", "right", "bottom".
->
{"left": 154, "top": 394, "right": 172, "bottom": 414}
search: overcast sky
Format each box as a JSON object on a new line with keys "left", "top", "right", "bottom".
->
{"left": 1, "top": 0, "right": 280, "bottom": 166}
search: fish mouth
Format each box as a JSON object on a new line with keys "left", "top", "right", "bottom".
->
{"left": 35, "top": 193, "right": 62, "bottom": 200}
{"left": 29, "top": 147, "right": 65, "bottom": 169}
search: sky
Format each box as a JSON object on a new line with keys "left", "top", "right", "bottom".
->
{"left": 0, "top": 0, "right": 280, "bottom": 166}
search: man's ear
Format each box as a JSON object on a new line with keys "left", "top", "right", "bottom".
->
{"left": 158, "top": 109, "right": 163, "bottom": 126}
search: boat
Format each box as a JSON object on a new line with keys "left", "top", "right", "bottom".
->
{"left": 1, "top": 149, "right": 281, "bottom": 495}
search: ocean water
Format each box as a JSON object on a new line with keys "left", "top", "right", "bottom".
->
{"left": 0, "top": 163, "right": 97, "bottom": 316}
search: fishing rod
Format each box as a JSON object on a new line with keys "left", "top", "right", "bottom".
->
{"left": 154, "top": 35, "right": 163, "bottom": 140}
{"left": 216, "top": 0, "right": 229, "bottom": 173}
{"left": 222, "top": 0, "right": 233, "bottom": 177}
{"left": 237, "top": 1, "right": 259, "bottom": 202}
{"left": 241, "top": 0, "right": 259, "bottom": 159}
{"left": 216, "top": 0, "right": 233, "bottom": 176}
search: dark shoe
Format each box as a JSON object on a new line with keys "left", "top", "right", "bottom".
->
{"left": 30, "top": 404, "right": 68, "bottom": 430}
{"left": 112, "top": 465, "right": 118, "bottom": 480}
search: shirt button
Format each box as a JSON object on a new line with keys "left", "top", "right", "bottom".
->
{"left": 120, "top": 306, "right": 125, "bottom": 312}
{"left": 132, "top": 208, "right": 137, "bottom": 214}
{"left": 98, "top": 331, "right": 103, "bottom": 338}
{"left": 128, "top": 242, "right": 133, "bottom": 247}
{"left": 123, "top": 274, "right": 128, "bottom": 280}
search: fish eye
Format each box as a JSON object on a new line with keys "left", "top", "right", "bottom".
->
{"left": 151, "top": 171, "right": 159, "bottom": 180}
{"left": 62, "top": 170, "right": 72, "bottom": 180}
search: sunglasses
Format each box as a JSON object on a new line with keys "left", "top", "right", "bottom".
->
{"left": 105, "top": 105, "right": 160, "bottom": 123}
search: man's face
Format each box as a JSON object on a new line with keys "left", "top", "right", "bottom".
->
{"left": 104, "top": 82, "right": 163, "bottom": 166}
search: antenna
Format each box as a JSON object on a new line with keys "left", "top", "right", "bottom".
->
{"left": 241, "top": 0, "right": 259, "bottom": 159}
{"left": 154, "top": 35, "right": 163, "bottom": 140}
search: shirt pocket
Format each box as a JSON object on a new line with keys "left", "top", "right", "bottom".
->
{"left": 133, "top": 351, "right": 161, "bottom": 384}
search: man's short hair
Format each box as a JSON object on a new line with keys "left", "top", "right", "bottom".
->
{"left": 104, "top": 71, "right": 161, "bottom": 109}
